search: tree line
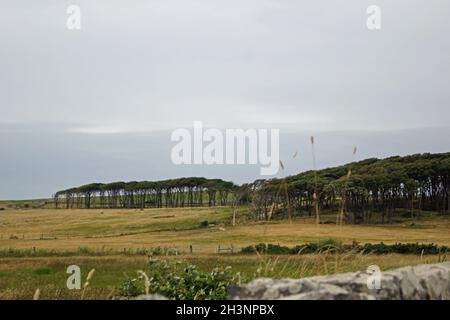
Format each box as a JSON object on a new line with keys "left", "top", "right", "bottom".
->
{"left": 244, "top": 152, "right": 450, "bottom": 223}
{"left": 54, "top": 178, "right": 236, "bottom": 209}
{"left": 53, "top": 152, "right": 449, "bottom": 225}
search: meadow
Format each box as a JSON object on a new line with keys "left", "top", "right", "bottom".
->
{"left": 1, "top": 205, "right": 449, "bottom": 299}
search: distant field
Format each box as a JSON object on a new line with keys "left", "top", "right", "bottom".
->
{"left": 1, "top": 206, "right": 450, "bottom": 299}
{"left": 1, "top": 207, "right": 450, "bottom": 253}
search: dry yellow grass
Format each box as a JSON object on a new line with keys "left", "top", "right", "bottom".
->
{"left": 1, "top": 207, "right": 448, "bottom": 299}
{"left": 0, "top": 252, "right": 444, "bottom": 300}
{"left": 1, "top": 207, "right": 450, "bottom": 253}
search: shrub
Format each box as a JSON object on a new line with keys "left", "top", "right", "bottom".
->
{"left": 240, "top": 244, "right": 258, "bottom": 254}
{"left": 357, "top": 242, "right": 448, "bottom": 255}
{"left": 267, "top": 243, "right": 291, "bottom": 254}
{"left": 240, "top": 243, "right": 268, "bottom": 254}
{"left": 118, "top": 259, "right": 243, "bottom": 300}
{"left": 241, "top": 242, "right": 448, "bottom": 255}
{"left": 199, "top": 220, "right": 209, "bottom": 228}
{"left": 119, "top": 278, "right": 143, "bottom": 297}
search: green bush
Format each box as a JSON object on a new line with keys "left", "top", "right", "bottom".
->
{"left": 199, "top": 220, "right": 209, "bottom": 228}
{"left": 240, "top": 244, "right": 259, "bottom": 254}
{"left": 267, "top": 243, "right": 291, "bottom": 254}
{"left": 119, "top": 278, "right": 143, "bottom": 297}
{"left": 241, "top": 242, "right": 448, "bottom": 255}
{"left": 357, "top": 242, "right": 448, "bottom": 255}
{"left": 241, "top": 240, "right": 341, "bottom": 255}
{"left": 118, "top": 259, "right": 243, "bottom": 300}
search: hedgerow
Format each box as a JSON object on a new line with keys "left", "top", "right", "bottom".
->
{"left": 240, "top": 242, "right": 448, "bottom": 255}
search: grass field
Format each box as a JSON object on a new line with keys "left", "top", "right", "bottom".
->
{"left": 1, "top": 206, "right": 449, "bottom": 299}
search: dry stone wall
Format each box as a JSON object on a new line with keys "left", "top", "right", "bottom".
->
{"left": 228, "top": 262, "right": 450, "bottom": 300}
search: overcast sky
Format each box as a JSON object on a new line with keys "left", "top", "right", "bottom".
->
{"left": 1, "top": 0, "right": 449, "bottom": 199}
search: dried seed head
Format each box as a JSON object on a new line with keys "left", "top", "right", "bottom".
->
{"left": 310, "top": 136, "right": 315, "bottom": 145}
{"left": 138, "top": 270, "right": 150, "bottom": 295}
{"left": 353, "top": 146, "right": 357, "bottom": 156}
{"left": 33, "top": 288, "right": 40, "bottom": 300}
{"left": 86, "top": 269, "right": 95, "bottom": 282}
{"left": 83, "top": 268, "right": 96, "bottom": 289}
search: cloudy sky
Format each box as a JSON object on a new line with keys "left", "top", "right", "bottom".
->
{"left": 1, "top": 0, "right": 449, "bottom": 199}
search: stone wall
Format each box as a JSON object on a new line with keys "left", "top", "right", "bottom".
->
{"left": 228, "top": 262, "right": 450, "bottom": 300}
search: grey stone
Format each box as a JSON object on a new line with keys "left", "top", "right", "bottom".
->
{"left": 228, "top": 262, "right": 450, "bottom": 300}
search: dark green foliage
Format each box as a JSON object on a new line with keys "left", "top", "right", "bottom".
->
{"left": 241, "top": 238, "right": 342, "bottom": 254}
{"left": 199, "top": 220, "right": 209, "bottom": 228}
{"left": 53, "top": 152, "right": 450, "bottom": 224}
{"left": 246, "top": 152, "right": 450, "bottom": 223}
{"left": 266, "top": 243, "right": 291, "bottom": 254}
{"left": 119, "top": 278, "right": 143, "bottom": 297}
{"left": 241, "top": 242, "right": 448, "bottom": 255}
{"left": 358, "top": 242, "right": 448, "bottom": 255}
{"left": 54, "top": 177, "right": 236, "bottom": 209}
{"left": 118, "top": 259, "right": 243, "bottom": 300}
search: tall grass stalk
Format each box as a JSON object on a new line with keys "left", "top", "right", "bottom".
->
{"left": 310, "top": 136, "right": 320, "bottom": 225}
{"left": 137, "top": 270, "right": 150, "bottom": 295}
{"left": 80, "top": 268, "right": 95, "bottom": 300}
{"left": 33, "top": 288, "right": 40, "bottom": 300}
{"left": 337, "top": 146, "right": 357, "bottom": 226}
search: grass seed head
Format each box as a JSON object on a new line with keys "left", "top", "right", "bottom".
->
{"left": 33, "top": 288, "right": 40, "bottom": 300}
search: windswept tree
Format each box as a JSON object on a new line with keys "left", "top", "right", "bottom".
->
{"left": 54, "top": 177, "right": 236, "bottom": 209}
{"left": 243, "top": 152, "right": 450, "bottom": 224}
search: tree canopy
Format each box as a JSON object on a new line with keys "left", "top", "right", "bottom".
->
{"left": 53, "top": 152, "right": 450, "bottom": 225}
{"left": 244, "top": 152, "right": 450, "bottom": 223}
{"left": 54, "top": 177, "right": 236, "bottom": 209}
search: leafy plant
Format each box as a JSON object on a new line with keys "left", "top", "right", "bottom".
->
{"left": 241, "top": 242, "right": 448, "bottom": 255}
{"left": 118, "top": 259, "right": 243, "bottom": 300}
{"left": 119, "top": 278, "right": 143, "bottom": 297}
{"left": 199, "top": 220, "right": 209, "bottom": 228}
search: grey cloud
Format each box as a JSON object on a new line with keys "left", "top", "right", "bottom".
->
{"left": 0, "top": 0, "right": 449, "bottom": 198}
